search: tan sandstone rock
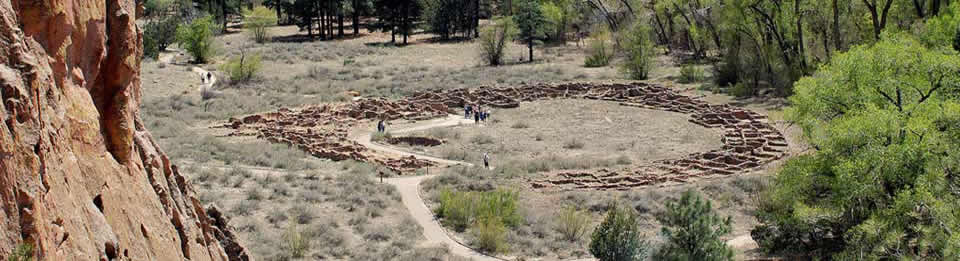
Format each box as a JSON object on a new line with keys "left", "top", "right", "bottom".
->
{"left": 1, "top": 1, "right": 248, "bottom": 260}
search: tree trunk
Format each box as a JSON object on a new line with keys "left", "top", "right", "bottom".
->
{"left": 475, "top": 0, "right": 481, "bottom": 38}
{"left": 220, "top": 0, "right": 227, "bottom": 31}
{"left": 833, "top": 0, "right": 841, "bottom": 50}
{"left": 913, "top": 0, "right": 926, "bottom": 18}
{"left": 353, "top": 0, "right": 360, "bottom": 35}
{"left": 528, "top": 40, "right": 533, "bottom": 62}
{"left": 339, "top": 12, "right": 345, "bottom": 37}
{"left": 795, "top": 0, "right": 806, "bottom": 73}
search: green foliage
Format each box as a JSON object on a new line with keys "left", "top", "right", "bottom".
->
{"left": 470, "top": 216, "right": 509, "bottom": 253}
{"left": 540, "top": 0, "right": 577, "bottom": 42}
{"left": 514, "top": 0, "right": 546, "bottom": 62}
{"left": 584, "top": 29, "right": 612, "bottom": 67}
{"left": 7, "top": 243, "right": 34, "bottom": 261}
{"left": 221, "top": 50, "right": 262, "bottom": 82}
{"left": 920, "top": 1, "right": 960, "bottom": 49}
{"left": 654, "top": 190, "right": 733, "bottom": 261}
{"left": 726, "top": 82, "right": 754, "bottom": 98}
{"left": 176, "top": 15, "right": 217, "bottom": 63}
{"left": 434, "top": 188, "right": 522, "bottom": 232}
{"left": 423, "top": 0, "right": 479, "bottom": 40}
{"left": 678, "top": 65, "right": 705, "bottom": 83}
{"left": 753, "top": 33, "right": 960, "bottom": 259}
{"left": 478, "top": 17, "right": 516, "bottom": 66}
{"left": 244, "top": 6, "right": 278, "bottom": 43}
{"left": 620, "top": 21, "right": 656, "bottom": 80}
{"left": 144, "top": 0, "right": 174, "bottom": 18}
{"left": 589, "top": 204, "right": 649, "bottom": 261}
{"left": 143, "top": 16, "right": 180, "bottom": 60}
{"left": 556, "top": 205, "right": 590, "bottom": 242}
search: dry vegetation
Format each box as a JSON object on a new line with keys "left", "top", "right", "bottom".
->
{"left": 142, "top": 22, "right": 800, "bottom": 260}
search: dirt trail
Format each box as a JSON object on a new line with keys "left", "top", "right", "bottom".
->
{"left": 158, "top": 51, "right": 216, "bottom": 92}
{"left": 349, "top": 114, "right": 758, "bottom": 261}
{"left": 350, "top": 115, "right": 508, "bottom": 260}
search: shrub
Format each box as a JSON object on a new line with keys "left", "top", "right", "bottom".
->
{"left": 371, "top": 131, "right": 393, "bottom": 142}
{"left": 479, "top": 17, "right": 516, "bottom": 66}
{"left": 176, "top": 15, "right": 217, "bottom": 63}
{"left": 619, "top": 21, "right": 656, "bottom": 80}
{"left": 727, "top": 82, "right": 754, "bottom": 98}
{"left": 679, "top": 65, "right": 706, "bottom": 83}
{"left": 562, "top": 139, "right": 585, "bottom": 149}
{"left": 470, "top": 134, "right": 495, "bottom": 145}
{"left": 435, "top": 188, "right": 522, "bottom": 232}
{"left": 244, "top": 6, "right": 277, "bottom": 43}
{"left": 470, "top": 217, "right": 509, "bottom": 253}
{"left": 615, "top": 155, "right": 632, "bottom": 165}
{"left": 143, "top": 16, "right": 179, "bottom": 59}
{"left": 584, "top": 29, "right": 612, "bottom": 67}
{"left": 282, "top": 223, "right": 310, "bottom": 258}
{"left": 221, "top": 49, "right": 262, "bottom": 83}
{"left": 556, "top": 206, "right": 590, "bottom": 242}
{"left": 510, "top": 121, "right": 530, "bottom": 129}
{"left": 654, "top": 190, "right": 733, "bottom": 261}
{"left": 589, "top": 204, "right": 649, "bottom": 261}
{"left": 8, "top": 243, "right": 34, "bottom": 261}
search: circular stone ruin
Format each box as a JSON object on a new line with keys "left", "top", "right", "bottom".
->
{"left": 223, "top": 82, "right": 788, "bottom": 190}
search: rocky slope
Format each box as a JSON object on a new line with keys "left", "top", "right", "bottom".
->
{"left": 1, "top": 1, "right": 248, "bottom": 260}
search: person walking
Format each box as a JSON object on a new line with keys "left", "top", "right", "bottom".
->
{"left": 377, "top": 119, "right": 385, "bottom": 133}
{"left": 474, "top": 107, "right": 480, "bottom": 124}
{"left": 483, "top": 152, "right": 490, "bottom": 169}
{"left": 465, "top": 104, "right": 472, "bottom": 119}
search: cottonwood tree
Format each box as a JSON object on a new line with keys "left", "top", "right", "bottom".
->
{"left": 753, "top": 33, "right": 960, "bottom": 259}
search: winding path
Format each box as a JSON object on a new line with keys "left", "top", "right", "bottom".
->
{"left": 349, "top": 115, "right": 510, "bottom": 260}
{"left": 348, "top": 113, "right": 759, "bottom": 261}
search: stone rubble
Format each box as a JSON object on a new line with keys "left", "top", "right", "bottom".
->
{"left": 227, "top": 82, "right": 787, "bottom": 190}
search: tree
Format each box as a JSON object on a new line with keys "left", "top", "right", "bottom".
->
{"left": 143, "top": 16, "right": 180, "bottom": 59}
{"left": 423, "top": 0, "right": 479, "bottom": 40}
{"left": 514, "top": 0, "right": 545, "bottom": 62}
{"left": 221, "top": 47, "right": 262, "bottom": 82}
{"left": 589, "top": 204, "right": 649, "bottom": 261}
{"left": 654, "top": 190, "right": 734, "bottom": 261}
{"left": 541, "top": 0, "right": 577, "bottom": 43}
{"left": 619, "top": 21, "right": 656, "bottom": 80}
{"left": 478, "top": 17, "right": 516, "bottom": 66}
{"left": 176, "top": 15, "right": 217, "bottom": 63}
{"left": 752, "top": 33, "right": 960, "bottom": 259}
{"left": 371, "top": 0, "right": 421, "bottom": 44}
{"left": 244, "top": 6, "right": 278, "bottom": 43}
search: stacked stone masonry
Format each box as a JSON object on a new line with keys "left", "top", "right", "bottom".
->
{"left": 226, "top": 82, "right": 787, "bottom": 190}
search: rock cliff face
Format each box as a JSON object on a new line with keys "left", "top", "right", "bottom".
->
{"left": 1, "top": 1, "right": 248, "bottom": 260}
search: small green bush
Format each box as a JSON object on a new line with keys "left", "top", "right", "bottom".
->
{"left": 584, "top": 30, "right": 612, "bottom": 67}
{"left": 435, "top": 188, "right": 522, "bottom": 232}
{"left": 176, "top": 15, "right": 217, "bottom": 63}
{"left": 8, "top": 243, "right": 34, "bottom": 261}
{"left": 590, "top": 204, "right": 649, "bottom": 261}
{"left": 679, "top": 65, "right": 706, "bottom": 83}
{"left": 470, "top": 217, "right": 509, "bottom": 253}
{"left": 221, "top": 49, "right": 262, "bottom": 83}
{"left": 244, "top": 6, "right": 278, "bottom": 43}
{"left": 619, "top": 21, "right": 656, "bottom": 80}
{"left": 653, "top": 190, "right": 733, "bottom": 261}
{"left": 727, "top": 82, "right": 754, "bottom": 98}
{"left": 615, "top": 155, "right": 632, "bottom": 165}
{"left": 371, "top": 131, "right": 393, "bottom": 142}
{"left": 556, "top": 206, "right": 590, "bottom": 242}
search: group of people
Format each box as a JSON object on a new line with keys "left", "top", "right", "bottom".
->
{"left": 464, "top": 104, "right": 491, "bottom": 124}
